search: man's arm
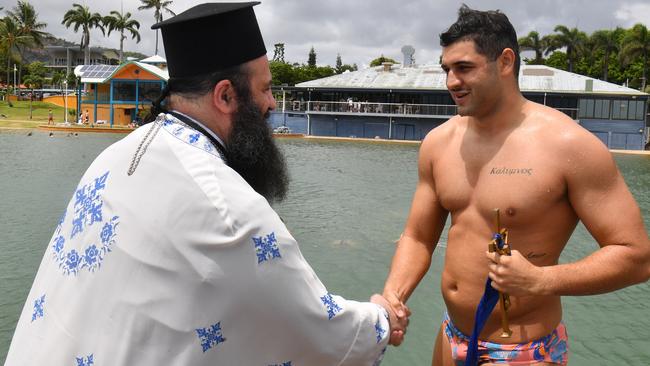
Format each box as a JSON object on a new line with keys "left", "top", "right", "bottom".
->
{"left": 488, "top": 131, "right": 650, "bottom": 296}
{"left": 383, "top": 134, "right": 449, "bottom": 308}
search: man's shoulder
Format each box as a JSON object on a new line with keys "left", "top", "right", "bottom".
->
{"left": 524, "top": 101, "right": 611, "bottom": 162}
{"left": 423, "top": 116, "right": 462, "bottom": 146}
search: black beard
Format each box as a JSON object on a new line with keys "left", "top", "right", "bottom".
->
{"left": 226, "top": 96, "right": 289, "bottom": 203}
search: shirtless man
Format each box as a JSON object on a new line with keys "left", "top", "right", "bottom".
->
{"left": 382, "top": 5, "right": 650, "bottom": 366}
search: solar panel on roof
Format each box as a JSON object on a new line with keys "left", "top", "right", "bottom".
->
{"left": 79, "top": 65, "right": 118, "bottom": 79}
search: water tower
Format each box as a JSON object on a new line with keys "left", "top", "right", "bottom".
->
{"left": 401, "top": 45, "right": 415, "bottom": 67}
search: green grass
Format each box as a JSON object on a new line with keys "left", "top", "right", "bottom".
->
{"left": 0, "top": 100, "right": 66, "bottom": 128}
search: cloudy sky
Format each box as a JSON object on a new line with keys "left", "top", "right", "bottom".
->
{"left": 5, "top": 0, "right": 650, "bottom": 68}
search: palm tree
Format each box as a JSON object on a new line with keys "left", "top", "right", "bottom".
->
{"left": 7, "top": 1, "right": 48, "bottom": 46}
{"left": 518, "top": 31, "right": 553, "bottom": 65}
{"left": 62, "top": 3, "right": 105, "bottom": 65}
{"left": 138, "top": 0, "right": 175, "bottom": 55}
{"left": 0, "top": 16, "right": 32, "bottom": 94}
{"left": 591, "top": 28, "right": 623, "bottom": 82}
{"left": 547, "top": 25, "right": 588, "bottom": 73}
{"left": 7, "top": 0, "right": 50, "bottom": 99}
{"left": 103, "top": 11, "right": 141, "bottom": 63}
{"left": 620, "top": 23, "right": 650, "bottom": 91}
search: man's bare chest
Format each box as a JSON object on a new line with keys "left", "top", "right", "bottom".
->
{"left": 433, "top": 156, "right": 566, "bottom": 222}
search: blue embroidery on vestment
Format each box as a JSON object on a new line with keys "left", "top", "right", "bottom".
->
{"left": 71, "top": 172, "right": 109, "bottom": 239}
{"left": 75, "top": 354, "right": 94, "bottom": 366}
{"left": 31, "top": 294, "right": 45, "bottom": 322}
{"left": 253, "top": 232, "right": 281, "bottom": 264}
{"left": 375, "top": 319, "right": 386, "bottom": 343}
{"left": 196, "top": 322, "right": 225, "bottom": 352}
{"left": 160, "top": 116, "right": 221, "bottom": 157}
{"left": 54, "top": 215, "right": 119, "bottom": 275}
{"left": 189, "top": 132, "right": 200, "bottom": 144}
{"left": 51, "top": 171, "right": 120, "bottom": 276}
{"left": 320, "top": 293, "right": 342, "bottom": 319}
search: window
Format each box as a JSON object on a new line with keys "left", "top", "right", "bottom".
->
{"left": 113, "top": 81, "right": 136, "bottom": 101}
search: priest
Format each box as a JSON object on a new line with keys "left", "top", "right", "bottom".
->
{"left": 4, "top": 3, "right": 407, "bottom": 365}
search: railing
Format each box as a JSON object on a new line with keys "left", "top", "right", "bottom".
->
{"left": 274, "top": 100, "right": 458, "bottom": 117}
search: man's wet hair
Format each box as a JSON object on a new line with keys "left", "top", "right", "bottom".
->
{"left": 146, "top": 65, "right": 250, "bottom": 122}
{"left": 440, "top": 4, "right": 521, "bottom": 78}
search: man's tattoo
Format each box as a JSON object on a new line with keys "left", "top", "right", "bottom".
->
{"left": 490, "top": 167, "right": 533, "bottom": 176}
{"left": 526, "top": 251, "right": 546, "bottom": 259}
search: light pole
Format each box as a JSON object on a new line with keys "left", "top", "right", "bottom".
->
{"left": 63, "top": 80, "right": 68, "bottom": 124}
{"left": 13, "top": 64, "right": 17, "bottom": 96}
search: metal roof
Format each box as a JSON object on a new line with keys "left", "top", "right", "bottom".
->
{"left": 297, "top": 64, "right": 647, "bottom": 96}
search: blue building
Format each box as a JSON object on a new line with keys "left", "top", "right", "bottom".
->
{"left": 270, "top": 63, "right": 649, "bottom": 150}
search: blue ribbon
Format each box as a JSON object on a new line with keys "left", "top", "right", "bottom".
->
{"left": 464, "top": 233, "right": 504, "bottom": 366}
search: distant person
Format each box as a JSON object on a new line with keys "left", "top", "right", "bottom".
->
{"left": 84, "top": 109, "right": 89, "bottom": 124}
{"left": 382, "top": 5, "right": 650, "bottom": 366}
{"left": 4, "top": 3, "right": 407, "bottom": 365}
{"left": 48, "top": 109, "right": 53, "bottom": 125}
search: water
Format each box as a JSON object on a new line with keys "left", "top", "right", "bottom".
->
{"left": 0, "top": 131, "right": 648, "bottom": 365}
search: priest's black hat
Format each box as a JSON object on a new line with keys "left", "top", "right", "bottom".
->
{"left": 152, "top": 2, "right": 266, "bottom": 78}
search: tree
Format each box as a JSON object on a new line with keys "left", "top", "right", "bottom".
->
{"left": 62, "top": 3, "right": 105, "bottom": 65}
{"left": 547, "top": 25, "right": 587, "bottom": 73}
{"left": 518, "top": 31, "right": 551, "bottom": 65}
{"left": 273, "top": 43, "right": 285, "bottom": 63}
{"left": 103, "top": 11, "right": 141, "bottom": 63}
{"left": 22, "top": 61, "right": 46, "bottom": 119}
{"left": 7, "top": 1, "right": 48, "bottom": 46}
{"left": 544, "top": 51, "right": 567, "bottom": 71}
{"left": 308, "top": 46, "right": 316, "bottom": 67}
{"left": 591, "top": 28, "right": 623, "bottom": 81}
{"left": 138, "top": 0, "right": 175, "bottom": 56}
{"left": 369, "top": 55, "right": 398, "bottom": 67}
{"left": 0, "top": 16, "right": 32, "bottom": 92}
{"left": 7, "top": 0, "right": 50, "bottom": 94}
{"left": 335, "top": 54, "right": 357, "bottom": 74}
{"left": 620, "top": 23, "right": 650, "bottom": 91}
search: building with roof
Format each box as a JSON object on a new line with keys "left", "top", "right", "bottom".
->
{"left": 46, "top": 46, "right": 120, "bottom": 76}
{"left": 270, "top": 63, "right": 649, "bottom": 150}
{"left": 74, "top": 60, "right": 168, "bottom": 127}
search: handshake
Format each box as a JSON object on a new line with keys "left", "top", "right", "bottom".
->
{"left": 370, "top": 293, "right": 411, "bottom": 346}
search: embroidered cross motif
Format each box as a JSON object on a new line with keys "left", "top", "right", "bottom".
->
{"left": 188, "top": 133, "right": 200, "bottom": 144}
{"left": 71, "top": 172, "right": 109, "bottom": 239}
{"left": 375, "top": 319, "right": 386, "bottom": 343}
{"left": 31, "top": 294, "right": 45, "bottom": 322}
{"left": 75, "top": 354, "right": 94, "bottom": 366}
{"left": 252, "top": 232, "right": 281, "bottom": 264}
{"left": 196, "top": 322, "right": 225, "bottom": 352}
{"left": 320, "top": 293, "right": 342, "bottom": 319}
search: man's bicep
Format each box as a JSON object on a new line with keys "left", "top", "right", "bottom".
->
{"left": 402, "top": 150, "right": 448, "bottom": 248}
{"left": 567, "top": 145, "right": 647, "bottom": 247}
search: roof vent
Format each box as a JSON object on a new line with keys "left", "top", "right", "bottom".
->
{"left": 382, "top": 62, "right": 393, "bottom": 72}
{"left": 585, "top": 79, "right": 593, "bottom": 92}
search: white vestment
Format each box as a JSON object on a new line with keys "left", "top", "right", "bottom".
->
{"left": 5, "top": 113, "right": 389, "bottom": 366}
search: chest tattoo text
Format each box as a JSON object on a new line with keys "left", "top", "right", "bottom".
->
{"left": 489, "top": 167, "right": 533, "bottom": 176}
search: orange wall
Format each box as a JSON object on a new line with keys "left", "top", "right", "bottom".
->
{"left": 43, "top": 95, "right": 78, "bottom": 109}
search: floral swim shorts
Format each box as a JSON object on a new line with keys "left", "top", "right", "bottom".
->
{"left": 442, "top": 313, "right": 569, "bottom": 365}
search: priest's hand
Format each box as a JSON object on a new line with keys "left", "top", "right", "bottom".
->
{"left": 370, "top": 293, "right": 410, "bottom": 346}
{"left": 486, "top": 249, "right": 547, "bottom": 296}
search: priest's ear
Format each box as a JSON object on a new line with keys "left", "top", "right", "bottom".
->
{"left": 212, "top": 79, "right": 237, "bottom": 114}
